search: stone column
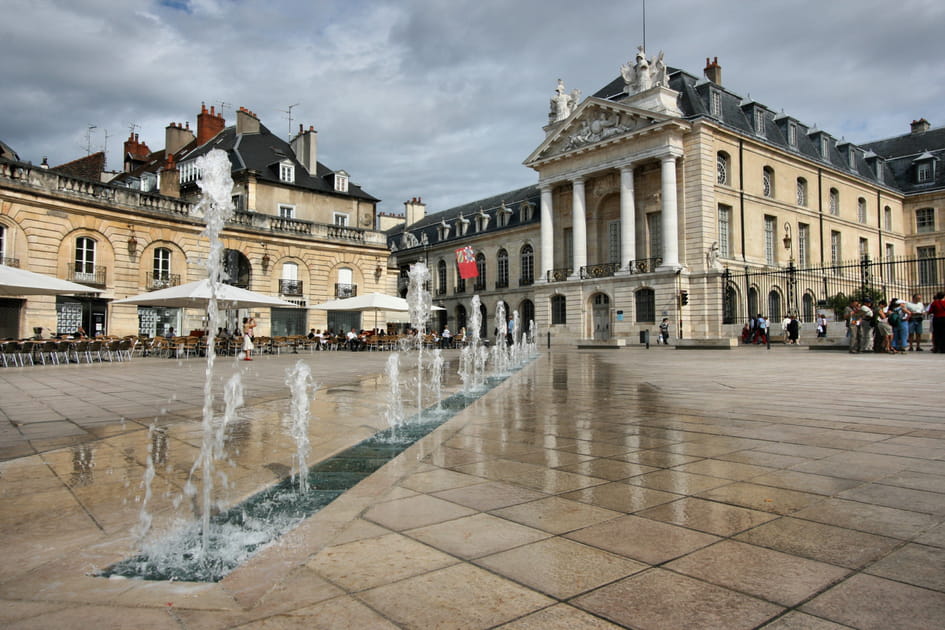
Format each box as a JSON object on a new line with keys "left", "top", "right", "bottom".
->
{"left": 570, "top": 177, "right": 587, "bottom": 279}
{"left": 539, "top": 184, "right": 554, "bottom": 283}
{"left": 658, "top": 154, "right": 680, "bottom": 269}
{"left": 619, "top": 165, "right": 636, "bottom": 270}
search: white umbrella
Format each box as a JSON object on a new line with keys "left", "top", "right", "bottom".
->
{"left": 113, "top": 278, "right": 297, "bottom": 309}
{"left": 0, "top": 264, "right": 102, "bottom": 296}
{"left": 310, "top": 292, "right": 443, "bottom": 328}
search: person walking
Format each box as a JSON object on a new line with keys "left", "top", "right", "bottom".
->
{"left": 659, "top": 318, "right": 670, "bottom": 345}
{"left": 888, "top": 299, "right": 909, "bottom": 353}
{"left": 816, "top": 313, "right": 828, "bottom": 338}
{"left": 242, "top": 316, "right": 256, "bottom": 361}
{"left": 928, "top": 292, "right": 945, "bottom": 353}
{"left": 787, "top": 315, "right": 800, "bottom": 344}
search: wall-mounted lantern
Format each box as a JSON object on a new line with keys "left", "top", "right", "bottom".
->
{"left": 127, "top": 225, "right": 138, "bottom": 259}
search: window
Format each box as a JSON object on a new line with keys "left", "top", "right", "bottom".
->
{"left": 917, "top": 163, "right": 931, "bottom": 183}
{"left": 754, "top": 109, "right": 765, "bottom": 134}
{"left": 232, "top": 194, "right": 246, "bottom": 211}
{"left": 859, "top": 238, "right": 869, "bottom": 259}
{"left": 718, "top": 205, "right": 732, "bottom": 258}
{"left": 764, "top": 215, "right": 777, "bottom": 265}
{"left": 608, "top": 221, "right": 621, "bottom": 264}
{"left": 520, "top": 244, "right": 534, "bottom": 285}
{"left": 282, "top": 261, "right": 298, "bottom": 280}
{"left": 458, "top": 215, "right": 469, "bottom": 236}
{"left": 884, "top": 206, "right": 892, "bottom": 231}
{"left": 830, "top": 231, "right": 842, "bottom": 265}
{"left": 886, "top": 243, "right": 896, "bottom": 281}
{"left": 710, "top": 89, "right": 722, "bottom": 116}
{"left": 153, "top": 247, "right": 171, "bottom": 285}
{"left": 788, "top": 123, "right": 797, "bottom": 147}
{"left": 437, "top": 260, "right": 447, "bottom": 295}
{"left": 280, "top": 262, "right": 302, "bottom": 295}
{"left": 437, "top": 221, "right": 450, "bottom": 241}
{"left": 798, "top": 223, "right": 810, "bottom": 265}
{"left": 803, "top": 293, "right": 814, "bottom": 322}
{"left": 497, "top": 202, "right": 513, "bottom": 227}
{"left": 916, "top": 208, "right": 935, "bottom": 233}
{"left": 279, "top": 204, "right": 295, "bottom": 219}
{"left": 0, "top": 224, "right": 5, "bottom": 262}
{"left": 918, "top": 246, "right": 938, "bottom": 285}
{"left": 475, "top": 210, "right": 490, "bottom": 232}
{"left": 717, "top": 152, "right": 729, "bottom": 185}
{"left": 647, "top": 213, "right": 661, "bottom": 260}
{"left": 279, "top": 161, "right": 294, "bottom": 183}
{"left": 821, "top": 136, "right": 829, "bottom": 159}
{"left": 829, "top": 188, "right": 839, "bottom": 216}
{"left": 848, "top": 149, "right": 856, "bottom": 169}
{"left": 474, "top": 253, "right": 486, "bottom": 291}
{"left": 551, "top": 295, "right": 567, "bottom": 324}
{"left": 857, "top": 198, "right": 867, "bottom": 224}
{"left": 334, "top": 171, "right": 349, "bottom": 193}
{"left": 178, "top": 160, "right": 200, "bottom": 184}
{"left": 520, "top": 201, "right": 536, "bottom": 222}
{"left": 768, "top": 290, "right": 782, "bottom": 322}
{"left": 496, "top": 249, "right": 509, "bottom": 288}
{"left": 336, "top": 267, "right": 355, "bottom": 298}
{"left": 796, "top": 178, "right": 807, "bottom": 206}
{"left": 762, "top": 166, "right": 774, "bottom": 198}
{"left": 635, "top": 288, "right": 655, "bottom": 322}
{"left": 75, "top": 236, "right": 96, "bottom": 282}
{"left": 333, "top": 213, "right": 349, "bottom": 226}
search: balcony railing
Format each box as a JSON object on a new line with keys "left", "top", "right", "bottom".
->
{"left": 335, "top": 283, "right": 357, "bottom": 298}
{"left": 148, "top": 273, "right": 180, "bottom": 291}
{"left": 279, "top": 279, "right": 304, "bottom": 296}
{"left": 581, "top": 263, "right": 620, "bottom": 279}
{"left": 2, "top": 257, "right": 20, "bottom": 268}
{"left": 547, "top": 267, "right": 572, "bottom": 282}
{"left": 628, "top": 257, "right": 662, "bottom": 273}
{"left": 69, "top": 264, "right": 107, "bottom": 287}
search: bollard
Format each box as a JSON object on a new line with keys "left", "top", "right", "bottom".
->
{"left": 547, "top": 331, "right": 551, "bottom": 349}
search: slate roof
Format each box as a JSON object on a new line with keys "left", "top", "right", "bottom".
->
{"left": 385, "top": 184, "right": 540, "bottom": 251}
{"left": 183, "top": 123, "right": 379, "bottom": 202}
{"left": 861, "top": 126, "right": 945, "bottom": 194}
{"left": 52, "top": 151, "right": 108, "bottom": 181}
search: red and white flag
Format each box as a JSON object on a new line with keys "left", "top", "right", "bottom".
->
{"left": 455, "top": 246, "right": 478, "bottom": 279}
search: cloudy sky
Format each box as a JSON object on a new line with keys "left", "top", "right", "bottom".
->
{"left": 2, "top": 0, "right": 943, "bottom": 214}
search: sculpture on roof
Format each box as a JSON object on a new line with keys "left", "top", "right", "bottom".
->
{"left": 549, "top": 79, "right": 581, "bottom": 123}
{"left": 621, "top": 47, "right": 668, "bottom": 95}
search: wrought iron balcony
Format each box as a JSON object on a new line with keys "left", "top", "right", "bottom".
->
{"left": 279, "top": 279, "right": 304, "bottom": 296}
{"left": 581, "top": 263, "right": 620, "bottom": 279}
{"left": 69, "top": 264, "right": 106, "bottom": 287}
{"left": 148, "top": 273, "right": 180, "bottom": 291}
{"left": 628, "top": 257, "right": 662, "bottom": 273}
{"left": 547, "top": 267, "right": 571, "bottom": 283}
{"left": 335, "top": 283, "right": 357, "bottom": 298}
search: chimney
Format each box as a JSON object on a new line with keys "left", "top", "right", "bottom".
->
{"left": 165, "top": 121, "right": 195, "bottom": 156}
{"left": 911, "top": 118, "right": 930, "bottom": 134}
{"left": 236, "top": 107, "right": 260, "bottom": 135}
{"left": 122, "top": 132, "right": 151, "bottom": 173}
{"left": 159, "top": 154, "right": 180, "bottom": 198}
{"left": 197, "top": 102, "right": 226, "bottom": 145}
{"left": 404, "top": 197, "right": 426, "bottom": 227}
{"left": 704, "top": 56, "right": 722, "bottom": 84}
{"left": 290, "top": 124, "right": 318, "bottom": 173}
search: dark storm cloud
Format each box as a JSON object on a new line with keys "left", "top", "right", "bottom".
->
{"left": 1, "top": 0, "right": 942, "bottom": 213}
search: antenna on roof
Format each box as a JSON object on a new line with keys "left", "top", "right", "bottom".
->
{"left": 84, "top": 124, "right": 97, "bottom": 155}
{"left": 642, "top": 0, "right": 646, "bottom": 54}
{"left": 217, "top": 100, "right": 231, "bottom": 116}
{"left": 282, "top": 102, "right": 301, "bottom": 140}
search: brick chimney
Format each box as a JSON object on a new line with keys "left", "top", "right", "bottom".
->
{"left": 197, "top": 102, "right": 226, "bottom": 145}
{"left": 159, "top": 154, "right": 180, "bottom": 198}
{"left": 236, "top": 107, "right": 260, "bottom": 135}
{"left": 704, "top": 57, "right": 722, "bottom": 84}
{"left": 123, "top": 132, "right": 151, "bottom": 172}
{"left": 911, "top": 118, "right": 930, "bottom": 134}
{"left": 165, "top": 121, "right": 195, "bottom": 156}
{"left": 404, "top": 197, "right": 426, "bottom": 227}
{"left": 290, "top": 124, "right": 318, "bottom": 174}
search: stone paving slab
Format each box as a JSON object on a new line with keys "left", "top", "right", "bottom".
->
{"left": 0, "top": 346, "right": 943, "bottom": 629}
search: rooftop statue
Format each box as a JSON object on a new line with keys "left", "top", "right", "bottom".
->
{"left": 621, "top": 47, "right": 668, "bottom": 95}
{"left": 549, "top": 79, "right": 581, "bottom": 123}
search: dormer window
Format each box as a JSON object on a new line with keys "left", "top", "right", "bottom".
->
{"left": 475, "top": 209, "right": 490, "bottom": 232}
{"left": 333, "top": 170, "right": 349, "bottom": 193}
{"left": 848, "top": 148, "right": 856, "bottom": 169}
{"left": 437, "top": 220, "right": 451, "bottom": 241}
{"left": 710, "top": 89, "right": 722, "bottom": 117}
{"left": 788, "top": 122, "right": 797, "bottom": 148}
{"left": 497, "top": 202, "right": 513, "bottom": 227}
{"left": 520, "top": 201, "right": 536, "bottom": 222}
{"left": 279, "top": 160, "right": 295, "bottom": 183}
{"left": 754, "top": 109, "right": 765, "bottom": 135}
{"left": 916, "top": 159, "right": 934, "bottom": 183}
{"left": 179, "top": 160, "right": 200, "bottom": 184}
{"left": 820, "top": 135, "right": 829, "bottom": 159}
{"left": 457, "top": 214, "right": 470, "bottom": 236}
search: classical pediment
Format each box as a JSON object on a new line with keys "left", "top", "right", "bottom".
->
{"left": 524, "top": 98, "right": 675, "bottom": 167}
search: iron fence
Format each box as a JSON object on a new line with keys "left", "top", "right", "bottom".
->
{"left": 723, "top": 255, "right": 945, "bottom": 324}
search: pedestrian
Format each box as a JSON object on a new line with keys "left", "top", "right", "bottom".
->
{"left": 755, "top": 314, "right": 768, "bottom": 345}
{"left": 781, "top": 315, "right": 792, "bottom": 344}
{"left": 816, "top": 313, "right": 828, "bottom": 338}
{"left": 787, "top": 315, "right": 800, "bottom": 344}
{"left": 927, "top": 291, "right": 945, "bottom": 353}
{"left": 874, "top": 300, "right": 894, "bottom": 354}
{"left": 888, "top": 299, "right": 909, "bottom": 353}
{"left": 242, "top": 316, "right": 255, "bottom": 361}
{"left": 659, "top": 318, "right": 670, "bottom": 345}
{"left": 903, "top": 294, "right": 926, "bottom": 351}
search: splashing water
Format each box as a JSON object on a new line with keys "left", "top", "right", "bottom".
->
{"left": 285, "top": 360, "right": 316, "bottom": 494}
{"left": 406, "top": 262, "right": 432, "bottom": 414}
{"left": 385, "top": 352, "right": 404, "bottom": 430}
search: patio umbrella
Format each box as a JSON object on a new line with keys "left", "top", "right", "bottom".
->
{"left": 0, "top": 264, "right": 103, "bottom": 296}
{"left": 112, "top": 278, "right": 297, "bottom": 309}
{"left": 310, "top": 292, "right": 443, "bottom": 328}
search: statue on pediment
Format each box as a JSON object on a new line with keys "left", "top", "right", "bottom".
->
{"left": 565, "top": 111, "right": 632, "bottom": 151}
{"left": 621, "top": 47, "right": 668, "bottom": 95}
{"left": 549, "top": 79, "right": 581, "bottom": 123}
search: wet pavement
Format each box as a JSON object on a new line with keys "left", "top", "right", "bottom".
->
{"left": 0, "top": 346, "right": 943, "bottom": 629}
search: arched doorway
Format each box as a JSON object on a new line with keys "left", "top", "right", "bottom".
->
{"left": 591, "top": 293, "right": 611, "bottom": 341}
{"left": 519, "top": 299, "right": 535, "bottom": 339}
{"left": 223, "top": 249, "right": 251, "bottom": 288}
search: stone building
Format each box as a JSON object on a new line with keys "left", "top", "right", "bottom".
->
{"left": 0, "top": 104, "right": 389, "bottom": 339}
{"left": 387, "top": 51, "right": 942, "bottom": 344}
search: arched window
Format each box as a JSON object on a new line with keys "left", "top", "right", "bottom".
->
{"left": 551, "top": 295, "right": 566, "bottom": 325}
{"left": 768, "top": 290, "right": 782, "bottom": 321}
{"left": 520, "top": 244, "right": 534, "bottom": 286}
{"left": 152, "top": 247, "right": 172, "bottom": 289}
{"left": 748, "top": 287, "right": 759, "bottom": 318}
{"left": 884, "top": 206, "right": 892, "bottom": 231}
{"left": 635, "top": 288, "right": 655, "bottom": 322}
{"left": 496, "top": 249, "right": 509, "bottom": 288}
{"left": 336, "top": 266, "right": 354, "bottom": 298}
{"left": 520, "top": 300, "right": 535, "bottom": 338}
{"left": 455, "top": 304, "right": 467, "bottom": 334}
{"left": 762, "top": 166, "right": 775, "bottom": 198}
{"left": 802, "top": 293, "right": 814, "bottom": 322}
{"left": 829, "top": 188, "right": 840, "bottom": 215}
{"left": 796, "top": 178, "right": 808, "bottom": 206}
{"left": 74, "top": 236, "right": 96, "bottom": 283}
{"left": 223, "top": 249, "right": 251, "bottom": 288}
{"left": 280, "top": 262, "right": 301, "bottom": 296}
{"left": 717, "top": 152, "right": 730, "bottom": 185}
{"left": 857, "top": 198, "right": 868, "bottom": 224}
{"left": 474, "top": 253, "right": 486, "bottom": 291}
{"left": 437, "top": 260, "right": 447, "bottom": 295}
